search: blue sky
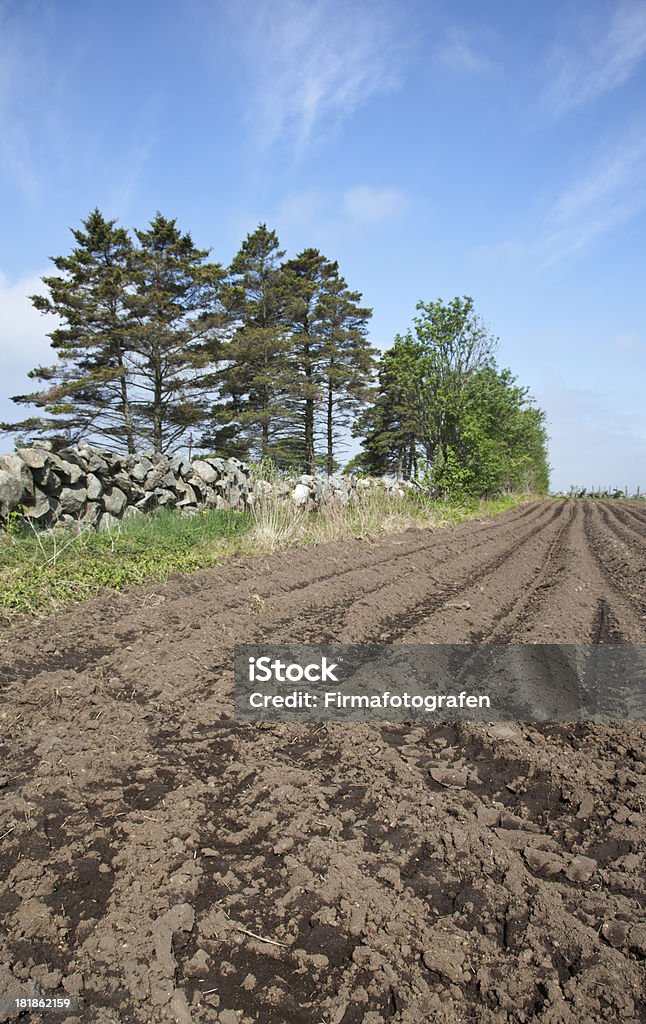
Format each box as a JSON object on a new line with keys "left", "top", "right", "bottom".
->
{"left": 1, "top": 0, "right": 645, "bottom": 491}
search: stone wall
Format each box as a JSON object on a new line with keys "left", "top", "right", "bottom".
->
{"left": 0, "top": 443, "right": 252, "bottom": 531}
{"left": 0, "top": 443, "right": 414, "bottom": 531}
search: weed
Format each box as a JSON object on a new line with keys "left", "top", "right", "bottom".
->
{"left": 0, "top": 492, "right": 525, "bottom": 621}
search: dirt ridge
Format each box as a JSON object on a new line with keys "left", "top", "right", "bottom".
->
{"left": 0, "top": 499, "right": 644, "bottom": 1024}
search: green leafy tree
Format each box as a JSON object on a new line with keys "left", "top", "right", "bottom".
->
{"left": 126, "top": 213, "right": 226, "bottom": 453}
{"left": 355, "top": 297, "right": 549, "bottom": 496}
{"left": 2, "top": 209, "right": 138, "bottom": 451}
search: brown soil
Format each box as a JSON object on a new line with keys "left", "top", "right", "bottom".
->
{"left": 0, "top": 498, "right": 645, "bottom": 1023}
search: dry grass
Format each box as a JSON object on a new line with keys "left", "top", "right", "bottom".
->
{"left": 0, "top": 485, "right": 525, "bottom": 620}
{"left": 242, "top": 486, "right": 522, "bottom": 555}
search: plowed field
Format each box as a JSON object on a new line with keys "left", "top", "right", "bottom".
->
{"left": 0, "top": 499, "right": 645, "bottom": 1023}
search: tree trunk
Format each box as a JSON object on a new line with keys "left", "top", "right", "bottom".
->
{"left": 116, "top": 345, "right": 135, "bottom": 454}
{"left": 304, "top": 338, "right": 315, "bottom": 474}
{"left": 153, "top": 356, "right": 163, "bottom": 454}
{"left": 326, "top": 378, "right": 334, "bottom": 477}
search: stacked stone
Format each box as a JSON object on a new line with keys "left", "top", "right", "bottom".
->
{"left": 0, "top": 442, "right": 417, "bottom": 531}
{"left": 0, "top": 443, "right": 252, "bottom": 530}
{"left": 277, "top": 473, "right": 413, "bottom": 510}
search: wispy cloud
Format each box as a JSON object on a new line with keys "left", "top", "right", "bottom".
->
{"left": 106, "top": 138, "right": 156, "bottom": 221}
{"left": 543, "top": 1, "right": 646, "bottom": 115}
{"left": 0, "top": 2, "right": 71, "bottom": 199}
{"left": 237, "top": 0, "right": 411, "bottom": 151}
{"left": 0, "top": 269, "right": 55, "bottom": 430}
{"left": 611, "top": 332, "right": 643, "bottom": 353}
{"left": 434, "top": 27, "right": 497, "bottom": 75}
{"left": 343, "top": 185, "right": 407, "bottom": 223}
{"left": 0, "top": 5, "right": 39, "bottom": 196}
{"left": 540, "top": 128, "right": 646, "bottom": 261}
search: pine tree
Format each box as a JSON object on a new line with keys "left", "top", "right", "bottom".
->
{"left": 283, "top": 249, "right": 374, "bottom": 474}
{"left": 127, "top": 214, "right": 226, "bottom": 454}
{"left": 204, "top": 225, "right": 295, "bottom": 462}
{"left": 352, "top": 333, "right": 424, "bottom": 477}
{"left": 282, "top": 248, "right": 329, "bottom": 472}
{"left": 315, "top": 271, "right": 375, "bottom": 476}
{"left": 2, "top": 209, "right": 137, "bottom": 451}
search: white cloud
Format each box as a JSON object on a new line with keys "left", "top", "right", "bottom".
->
{"left": 238, "top": 0, "right": 411, "bottom": 151}
{"left": 0, "top": 270, "right": 55, "bottom": 431}
{"left": 611, "top": 332, "right": 643, "bottom": 352}
{"left": 544, "top": 1, "right": 646, "bottom": 115}
{"left": 343, "top": 185, "right": 407, "bottom": 223}
{"left": 434, "top": 27, "right": 497, "bottom": 74}
{"left": 540, "top": 129, "right": 646, "bottom": 261}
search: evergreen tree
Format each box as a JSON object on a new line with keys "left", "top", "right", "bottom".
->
{"left": 2, "top": 209, "right": 137, "bottom": 451}
{"left": 127, "top": 214, "right": 226, "bottom": 453}
{"left": 282, "top": 248, "right": 329, "bottom": 472}
{"left": 204, "top": 225, "right": 295, "bottom": 462}
{"left": 352, "top": 333, "right": 425, "bottom": 477}
{"left": 316, "top": 271, "right": 375, "bottom": 476}
{"left": 283, "top": 249, "right": 375, "bottom": 474}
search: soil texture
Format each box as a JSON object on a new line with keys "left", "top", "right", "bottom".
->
{"left": 0, "top": 499, "right": 645, "bottom": 1023}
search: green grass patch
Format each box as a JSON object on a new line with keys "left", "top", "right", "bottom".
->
{"left": 0, "top": 492, "right": 528, "bottom": 621}
{"left": 0, "top": 508, "right": 250, "bottom": 620}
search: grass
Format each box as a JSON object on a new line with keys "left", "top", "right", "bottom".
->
{"left": 0, "top": 490, "right": 526, "bottom": 621}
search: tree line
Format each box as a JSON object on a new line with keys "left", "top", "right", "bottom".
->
{"left": 3, "top": 209, "right": 549, "bottom": 496}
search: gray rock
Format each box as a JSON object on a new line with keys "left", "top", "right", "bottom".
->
{"left": 59, "top": 484, "right": 88, "bottom": 515}
{"left": 17, "top": 447, "right": 50, "bottom": 470}
{"left": 175, "top": 481, "right": 197, "bottom": 506}
{"left": 0, "top": 469, "right": 24, "bottom": 516}
{"left": 144, "top": 468, "right": 176, "bottom": 491}
{"left": 98, "top": 512, "right": 120, "bottom": 532}
{"left": 101, "top": 450, "right": 121, "bottom": 469}
{"left": 122, "top": 506, "right": 143, "bottom": 520}
{"left": 33, "top": 466, "right": 63, "bottom": 495}
{"left": 48, "top": 453, "right": 84, "bottom": 484}
{"left": 135, "top": 493, "right": 157, "bottom": 513}
{"left": 24, "top": 487, "right": 54, "bottom": 520}
{"left": 65, "top": 449, "right": 89, "bottom": 471}
{"left": 81, "top": 502, "right": 103, "bottom": 527}
{"left": 0, "top": 455, "right": 34, "bottom": 501}
{"left": 102, "top": 486, "right": 127, "bottom": 516}
{"left": 191, "top": 460, "right": 219, "bottom": 485}
{"left": 86, "top": 473, "right": 103, "bottom": 500}
{"left": 153, "top": 488, "right": 177, "bottom": 507}
{"left": 86, "top": 453, "right": 109, "bottom": 475}
{"left": 292, "top": 483, "right": 311, "bottom": 506}
{"left": 169, "top": 454, "right": 191, "bottom": 478}
{"left": 130, "top": 456, "right": 154, "bottom": 484}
